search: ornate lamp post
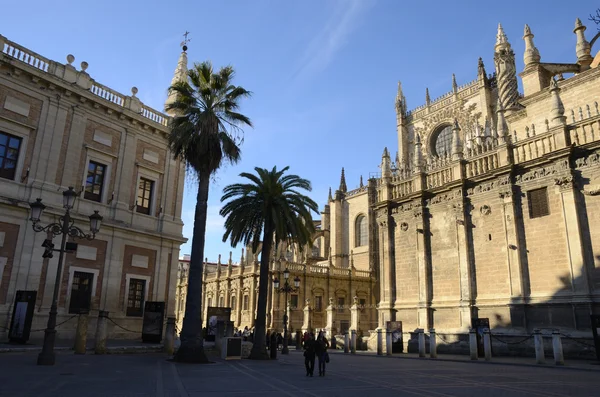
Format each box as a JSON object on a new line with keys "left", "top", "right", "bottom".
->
{"left": 272, "top": 268, "right": 300, "bottom": 354}
{"left": 29, "top": 187, "right": 102, "bottom": 366}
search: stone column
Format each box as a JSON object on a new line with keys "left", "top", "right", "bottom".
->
{"left": 453, "top": 199, "right": 474, "bottom": 329}
{"left": 164, "top": 317, "right": 175, "bottom": 355}
{"left": 415, "top": 203, "right": 431, "bottom": 329}
{"left": 31, "top": 98, "right": 67, "bottom": 188}
{"left": 74, "top": 311, "right": 89, "bottom": 354}
{"left": 350, "top": 296, "right": 360, "bottom": 332}
{"left": 115, "top": 130, "right": 137, "bottom": 213}
{"left": 94, "top": 311, "right": 109, "bottom": 355}
{"left": 376, "top": 210, "right": 394, "bottom": 327}
{"left": 534, "top": 329, "right": 545, "bottom": 364}
{"left": 325, "top": 298, "right": 335, "bottom": 337}
{"left": 302, "top": 299, "right": 312, "bottom": 333}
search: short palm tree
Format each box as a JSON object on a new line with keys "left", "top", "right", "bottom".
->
{"left": 166, "top": 61, "right": 252, "bottom": 363}
{"left": 220, "top": 166, "right": 319, "bottom": 359}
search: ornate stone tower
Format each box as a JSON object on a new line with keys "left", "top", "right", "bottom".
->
{"left": 494, "top": 24, "right": 520, "bottom": 112}
{"left": 164, "top": 39, "right": 189, "bottom": 116}
{"left": 395, "top": 82, "right": 409, "bottom": 168}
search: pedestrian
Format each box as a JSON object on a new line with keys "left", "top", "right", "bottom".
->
{"left": 315, "top": 331, "right": 330, "bottom": 376}
{"left": 276, "top": 332, "right": 283, "bottom": 350}
{"left": 270, "top": 331, "right": 278, "bottom": 359}
{"left": 303, "top": 332, "right": 316, "bottom": 377}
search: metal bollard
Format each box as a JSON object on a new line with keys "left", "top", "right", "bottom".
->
{"left": 534, "top": 329, "right": 545, "bottom": 364}
{"left": 351, "top": 330, "right": 357, "bottom": 354}
{"left": 483, "top": 328, "right": 492, "bottom": 361}
{"left": 74, "top": 311, "right": 89, "bottom": 354}
{"left": 552, "top": 330, "right": 564, "bottom": 366}
{"left": 469, "top": 328, "right": 478, "bottom": 360}
{"left": 344, "top": 333, "right": 349, "bottom": 353}
{"left": 164, "top": 317, "right": 175, "bottom": 355}
{"left": 429, "top": 328, "right": 437, "bottom": 359}
{"left": 377, "top": 329, "right": 383, "bottom": 356}
{"left": 386, "top": 331, "right": 392, "bottom": 356}
{"left": 418, "top": 329, "right": 426, "bottom": 358}
{"left": 94, "top": 310, "right": 109, "bottom": 355}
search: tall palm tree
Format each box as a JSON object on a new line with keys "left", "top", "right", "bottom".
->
{"left": 166, "top": 61, "right": 252, "bottom": 363}
{"left": 220, "top": 166, "right": 319, "bottom": 359}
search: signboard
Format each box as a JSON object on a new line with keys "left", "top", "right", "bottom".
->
{"left": 386, "top": 320, "right": 403, "bottom": 353}
{"left": 205, "top": 307, "right": 231, "bottom": 342}
{"left": 142, "top": 301, "right": 165, "bottom": 343}
{"left": 591, "top": 315, "right": 600, "bottom": 361}
{"left": 9, "top": 290, "right": 37, "bottom": 344}
{"left": 472, "top": 317, "right": 490, "bottom": 357}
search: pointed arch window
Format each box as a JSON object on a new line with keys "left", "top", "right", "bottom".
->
{"left": 355, "top": 215, "right": 368, "bottom": 247}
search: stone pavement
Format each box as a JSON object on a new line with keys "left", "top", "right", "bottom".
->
{"left": 1, "top": 350, "right": 599, "bottom": 397}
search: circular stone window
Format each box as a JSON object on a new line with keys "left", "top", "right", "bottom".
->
{"left": 431, "top": 124, "right": 453, "bottom": 157}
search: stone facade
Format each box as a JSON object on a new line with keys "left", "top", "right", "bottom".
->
{"left": 0, "top": 34, "right": 186, "bottom": 339}
{"left": 324, "top": 20, "right": 600, "bottom": 350}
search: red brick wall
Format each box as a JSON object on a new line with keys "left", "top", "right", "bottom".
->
{"left": 120, "top": 245, "right": 156, "bottom": 312}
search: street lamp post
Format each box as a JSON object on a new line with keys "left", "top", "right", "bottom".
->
{"left": 272, "top": 268, "right": 300, "bottom": 355}
{"left": 29, "top": 187, "right": 102, "bottom": 366}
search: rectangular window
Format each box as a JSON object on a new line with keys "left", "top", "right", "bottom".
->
{"left": 218, "top": 296, "right": 224, "bottom": 307}
{"left": 290, "top": 294, "right": 299, "bottom": 310}
{"left": 528, "top": 187, "right": 550, "bottom": 218}
{"left": 243, "top": 295, "right": 249, "bottom": 311}
{"left": 359, "top": 298, "right": 366, "bottom": 312}
{"left": 136, "top": 177, "right": 154, "bottom": 215}
{"left": 84, "top": 160, "right": 106, "bottom": 202}
{"left": 207, "top": 297, "right": 212, "bottom": 308}
{"left": 231, "top": 296, "right": 236, "bottom": 311}
{"left": 315, "top": 296, "right": 323, "bottom": 312}
{"left": 126, "top": 278, "right": 146, "bottom": 317}
{"left": 337, "top": 297, "right": 345, "bottom": 313}
{"left": 0, "top": 132, "right": 22, "bottom": 181}
{"left": 68, "top": 271, "right": 94, "bottom": 314}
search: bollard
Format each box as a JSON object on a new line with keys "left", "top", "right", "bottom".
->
{"left": 164, "top": 317, "right": 175, "bottom": 355}
{"left": 296, "top": 330, "right": 302, "bottom": 350}
{"left": 94, "top": 310, "right": 109, "bottom": 355}
{"left": 377, "top": 329, "right": 383, "bottom": 356}
{"left": 351, "top": 330, "right": 357, "bottom": 354}
{"left": 533, "top": 329, "right": 545, "bottom": 364}
{"left": 469, "top": 328, "right": 478, "bottom": 360}
{"left": 429, "top": 328, "right": 437, "bottom": 359}
{"left": 74, "top": 311, "right": 89, "bottom": 354}
{"left": 483, "top": 328, "right": 492, "bottom": 361}
{"left": 344, "top": 333, "right": 349, "bottom": 353}
{"left": 386, "top": 331, "right": 392, "bottom": 356}
{"left": 418, "top": 329, "right": 426, "bottom": 358}
{"left": 552, "top": 330, "right": 564, "bottom": 366}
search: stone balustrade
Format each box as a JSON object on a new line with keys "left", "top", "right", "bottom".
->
{"left": 569, "top": 103, "right": 600, "bottom": 146}
{"left": 466, "top": 152, "right": 500, "bottom": 177}
{"left": 391, "top": 178, "right": 414, "bottom": 199}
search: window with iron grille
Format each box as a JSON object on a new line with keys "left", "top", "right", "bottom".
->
{"left": 136, "top": 177, "right": 154, "bottom": 215}
{"left": 337, "top": 297, "right": 345, "bottom": 313}
{"left": 290, "top": 294, "right": 299, "bottom": 310}
{"left": 243, "top": 295, "right": 249, "bottom": 310}
{"left": 218, "top": 296, "right": 224, "bottom": 307}
{"left": 84, "top": 161, "right": 106, "bottom": 202}
{"left": 68, "top": 271, "right": 94, "bottom": 314}
{"left": 0, "top": 132, "right": 22, "bottom": 181}
{"left": 528, "top": 187, "right": 550, "bottom": 218}
{"left": 315, "top": 296, "right": 322, "bottom": 312}
{"left": 231, "top": 296, "right": 236, "bottom": 311}
{"left": 126, "top": 278, "right": 146, "bottom": 317}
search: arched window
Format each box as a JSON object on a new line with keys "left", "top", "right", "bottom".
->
{"left": 431, "top": 124, "right": 453, "bottom": 157}
{"left": 355, "top": 215, "right": 368, "bottom": 247}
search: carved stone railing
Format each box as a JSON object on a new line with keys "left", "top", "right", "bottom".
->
{"left": 426, "top": 165, "right": 454, "bottom": 189}
{"left": 331, "top": 267, "right": 350, "bottom": 276}
{"left": 141, "top": 105, "right": 169, "bottom": 126}
{"left": 354, "top": 269, "right": 372, "bottom": 278}
{"left": 405, "top": 78, "right": 478, "bottom": 119}
{"left": 568, "top": 104, "right": 600, "bottom": 146}
{"left": 513, "top": 130, "right": 558, "bottom": 164}
{"left": 466, "top": 151, "right": 500, "bottom": 177}
{"left": 1, "top": 39, "right": 50, "bottom": 72}
{"left": 90, "top": 82, "right": 125, "bottom": 107}
{"left": 391, "top": 178, "right": 414, "bottom": 199}
{"left": 308, "top": 264, "right": 329, "bottom": 275}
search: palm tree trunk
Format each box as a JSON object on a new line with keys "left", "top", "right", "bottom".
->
{"left": 248, "top": 224, "right": 273, "bottom": 360}
{"left": 174, "top": 172, "right": 210, "bottom": 363}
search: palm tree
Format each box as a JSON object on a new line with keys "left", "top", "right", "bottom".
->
{"left": 220, "top": 166, "right": 319, "bottom": 359}
{"left": 166, "top": 61, "right": 252, "bottom": 363}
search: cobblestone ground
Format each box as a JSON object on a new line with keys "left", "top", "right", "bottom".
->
{"left": 0, "top": 351, "right": 598, "bottom": 396}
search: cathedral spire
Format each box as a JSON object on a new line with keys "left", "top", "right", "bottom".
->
{"left": 523, "top": 24, "right": 541, "bottom": 67}
{"left": 451, "top": 119, "right": 463, "bottom": 161}
{"left": 360, "top": 175, "right": 364, "bottom": 188}
{"left": 339, "top": 168, "right": 347, "bottom": 193}
{"left": 574, "top": 18, "right": 593, "bottom": 71}
{"left": 494, "top": 23, "right": 520, "bottom": 112}
{"left": 452, "top": 73, "right": 458, "bottom": 94}
{"left": 381, "top": 147, "right": 392, "bottom": 178}
{"left": 164, "top": 33, "right": 190, "bottom": 116}
{"left": 328, "top": 187, "right": 333, "bottom": 202}
{"left": 425, "top": 87, "right": 431, "bottom": 105}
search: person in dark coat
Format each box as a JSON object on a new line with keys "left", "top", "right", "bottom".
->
{"left": 303, "top": 333, "right": 316, "bottom": 377}
{"left": 315, "top": 331, "right": 330, "bottom": 376}
{"left": 270, "top": 331, "right": 278, "bottom": 359}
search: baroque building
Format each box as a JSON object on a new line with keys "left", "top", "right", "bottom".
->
{"left": 325, "top": 19, "right": 599, "bottom": 348}
{"left": 0, "top": 34, "right": 186, "bottom": 338}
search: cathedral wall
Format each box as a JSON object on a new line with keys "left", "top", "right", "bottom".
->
{"left": 346, "top": 192, "right": 370, "bottom": 270}
{"left": 576, "top": 155, "right": 600, "bottom": 291}
{"left": 392, "top": 213, "right": 419, "bottom": 303}
{"left": 428, "top": 201, "right": 460, "bottom": 302}
{"left": 468, "top": 189, "right": 511, "bottom": 300}
{"left": 518, "top": 172, "right": 570, "bottom": 296}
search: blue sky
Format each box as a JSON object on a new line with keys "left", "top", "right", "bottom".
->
{"left": 2, "top": 0, "right": 597, "bottom": 262}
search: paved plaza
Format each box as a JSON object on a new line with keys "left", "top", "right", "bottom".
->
{"left": 0, "top": 350, "right": 599, "bottom": 397}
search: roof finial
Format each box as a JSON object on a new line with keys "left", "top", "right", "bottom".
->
{"left": 165, "top": 33, "right": 190, "bottom": 115}
{"left": 496, "top": 23, "right": 510, "bottom": 50}
{"left": 328, "top": 187, "right": 333, "bottom": 202}
{"left": 574, "top": 18, "right": 593, "bottom": 71}
{"left": 339, "top": 168, "right": 347, "bottom": 193}
{"left": 360, "top": 175, "right": 364, "bottom": 188}
{"left": 523, "top": 24, "right": 541, "bottom": 67}
{"left": 550, "top": 78, "right": 566, "bottom": 127}
{"left": 425, "top": 87, "right": 431, "bottom": 105}
{"left": 451, "top": 119, "right": 463, "bottom": 161}
{"left": 452, "top": 74, "right": 458, "bottom": 93}
{"left": 181, "top": 31, "right": 191, "bottom": 52}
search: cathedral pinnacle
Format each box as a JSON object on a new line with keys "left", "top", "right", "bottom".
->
{"left": 574, "top": 18, "right": 593, "bottom": 71}
{"left": 381, "top": 147, "right": 392, "bottom": 178}
{"left": 339, "top": 168, "right": 347, "bottom": 193}
{"left": 360, "top": 175, "right": 364, "bottom": 188}
{"left": 523, "top": 24, "right": 541, "bottom": 67}
{"left": 550, "top": 78, "right": 566, "bottom": 127}
{"left": 452, "top": 74, "right": 458, "bottom": 93}
{"left": 495, "top": 23, "right": 510, "bottom": 52}
{"left": 328, "top": 187, "right": 333, "bottom": 202}
{"left": 425, "top": 88, "right": 431, "bottom": 105}
{"left": 496, "top": 97, "right": 509, "bottom": 145}
{"left": 164, "top": 32, "right": 190, "bottom": 116}
{"left": 413, "top": 134, "right": 423, "bottom": 173}
{"left": 451, "top": 119, "right": 463, "bottom": 161}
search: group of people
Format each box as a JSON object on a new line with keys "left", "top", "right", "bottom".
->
{"left": 303, "top": 331, "right": 330, "bottom": 377}
{"left": 233, "top": 326, "right": 254, "bottom": 341}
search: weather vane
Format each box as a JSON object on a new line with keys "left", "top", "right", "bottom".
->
{"left": 181, "top": 31, "right": 191, "bottom": 51}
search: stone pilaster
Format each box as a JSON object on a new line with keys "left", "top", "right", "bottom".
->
{"left": 414, "top": 201, "right": 432, "bottom": 329}
{"left": 115, "top": 129, "right": 137, "bottom": 211}
{"left": 453, "top": 197, "right": 475, "bottom": 329}
{"left": 58, "top": 106, "right": 86, "bottom": 188}
{"left": 376, "top": 207, "right": 395, "bottom": 327}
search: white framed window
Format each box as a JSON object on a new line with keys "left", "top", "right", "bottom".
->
{"left": 123, "top": 273, "right": 151, "bottom": 317}
{"left": 0, "top": 118, "right": 30, "bottom": 183}
{"left": 65, "top": 266, "right": 99, "bottom": 314}
{"left": 134, "top": 165, "right": 160, "bottom": 216}
{"left": 81, "top": 147, "right": 114, "bottom": 204}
